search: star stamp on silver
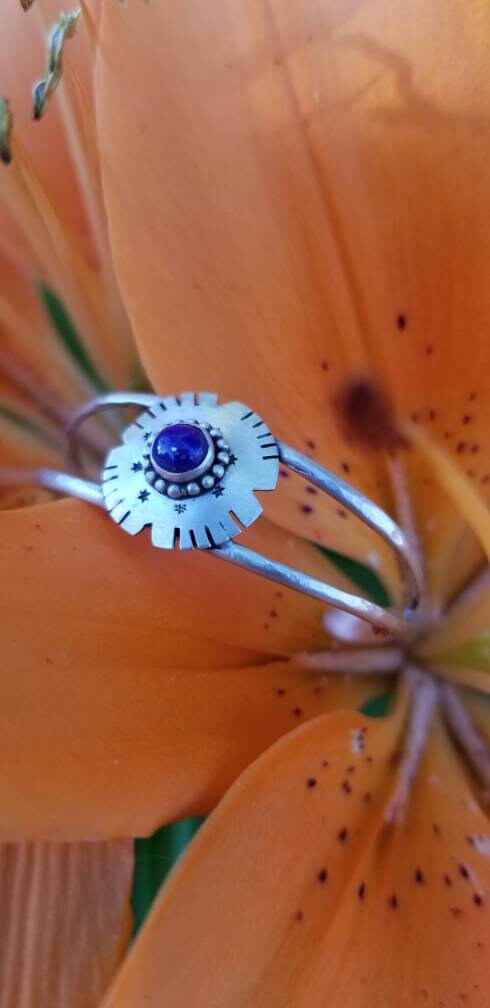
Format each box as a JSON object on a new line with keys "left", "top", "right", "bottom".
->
{"left": 99, "top": 391, "right": 279, "bottom": 549}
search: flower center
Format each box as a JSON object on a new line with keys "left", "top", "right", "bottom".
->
{"left": 301, "top": 545, "right": 490, "bottom": 824}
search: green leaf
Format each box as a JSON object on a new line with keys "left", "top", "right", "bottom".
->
{"left": 359, "top": 691, "right": 392, "bottom": 718}
{"left": 132, "top": 818, "right": 204, "bottom": 935}
{"left": 319, "top": 546, "right": 390, "bottom": 607}
{"left": 38, "top": 285, "right": 110, "bottom": 392}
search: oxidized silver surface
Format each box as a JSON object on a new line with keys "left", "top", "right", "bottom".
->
{"left": 101, "top": 391, "right": 279, "bottom": 549}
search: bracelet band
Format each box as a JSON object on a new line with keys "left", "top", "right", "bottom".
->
{"left": 34, "top": 391, "right": 422, "bottom": 637}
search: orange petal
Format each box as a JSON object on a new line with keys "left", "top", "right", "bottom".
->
{"left": 0, "top": 497, "right": 375, "bottom": 837}
{"left": 0, "top": 412, "right": 59, "bottom": 510}
{"left": 0, "top": 496, "right": 350, "bottom": 665}
{"left": 4, "top": 1, "right": 95, "bottom": 255}
{"left": 101, "top": 710, "right": 490, "bottom": 1008}
{"left": 0, "top": 1, "right": 135, "bottom": 388}
{"left": 0, "top": 838, "right": 132, "bottom": 1008}
{"left": 405, "top": 422, "right": 490, "bottom": 565}
{"left": 96, "top": 0, "right": 490, "bottom": 598}
{"left": 0, "top": 654, "right": 381, "bottom": 840}
{"left": 0, "top": 247, "right": 95, "bottom": 408}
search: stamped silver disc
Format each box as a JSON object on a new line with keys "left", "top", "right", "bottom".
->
{"left": 101, "top": 391, "right": 279, "bottom": 549}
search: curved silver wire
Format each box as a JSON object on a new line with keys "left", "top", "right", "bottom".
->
{"left": 210, "top": 539, "right": 407, "bottom": 636}
{"left": 278, "top": 442, "right": 423, "bottom": 616}
{"left": 65, "top": 392, "right": 160, "bottom": 470}
{"left": 35, "top": 469, "right": 103, "bottom": 507}
{"left": 57, "top": 393, "right": 421, "bottom": 637}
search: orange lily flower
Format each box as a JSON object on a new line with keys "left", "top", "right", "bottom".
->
{"left": 1, "top": 2, "right": 490, "bottom": 1006}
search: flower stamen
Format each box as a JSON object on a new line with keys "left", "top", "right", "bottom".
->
{"left": 32, "top": 4, "right": 114, "bottom": 289}
{"left": 385, "top": 666, "right": 438, "bottom": 824}
{"left": 297, "top": 644, "right": 403, "bottom": 675}
{"left": 386, "top": 455, "right": 425, "bottom": 606}
{"left": 440, "top": 682, "right": 490, "bottom": 797}
{"left": 32, "top": 9, "right": 81, "bottom": 121}
{"left": 443, "top": 564, "right": 490, "bottom": 621}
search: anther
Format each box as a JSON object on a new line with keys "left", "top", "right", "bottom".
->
{"left": 32, "top": 9, "right": 81, "bottom": 120}
{"left": 0, "top": 98, "right": 12, "bottom": 165}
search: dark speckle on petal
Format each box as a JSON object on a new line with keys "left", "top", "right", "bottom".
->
{"left": 306, "top": 777, "right": 317, "bottom": 789}
{"left": 317, "top": 868, "right": 328, "bottom": 884}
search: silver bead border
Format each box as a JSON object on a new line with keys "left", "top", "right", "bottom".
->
{"left": 143, "top": 420, "right": 232, "bottom": 499}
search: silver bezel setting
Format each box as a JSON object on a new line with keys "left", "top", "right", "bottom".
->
{"left": 149, "top": 422, "right": 215, "bottom": 483}
{"left": 142, "top": 421, "right": 233, "bottom": 498}
{"left": 101, "top": 391, "right": 279, "bottom": 550}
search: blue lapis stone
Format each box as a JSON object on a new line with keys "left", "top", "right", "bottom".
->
{"left": 151, "top": 423, "right": 210, "bottom": 476}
